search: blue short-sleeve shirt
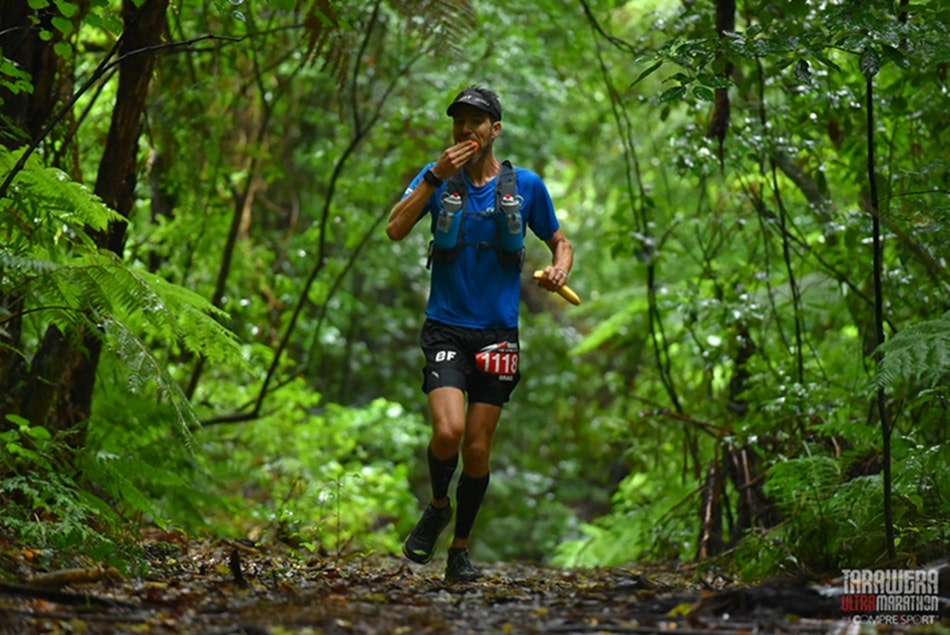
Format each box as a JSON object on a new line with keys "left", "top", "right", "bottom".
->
{"left": 403, "top": 163, "right": 559, "bottom": 329}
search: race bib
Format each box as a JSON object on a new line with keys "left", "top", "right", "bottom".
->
{"left": 475, "top": 341, "right": 519, "bottom": 376}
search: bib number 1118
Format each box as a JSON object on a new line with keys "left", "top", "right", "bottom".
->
{"left": 475, "top": 342, "right": 519, "bottom": 376}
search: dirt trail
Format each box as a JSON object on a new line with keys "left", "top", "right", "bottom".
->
{"left": 0, "top": 540, "right": 940, "bottom": 634}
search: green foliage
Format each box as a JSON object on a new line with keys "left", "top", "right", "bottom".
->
{"left": 553, "top": 470, "right": 697, "bottom": 567}
{"left": 3, "top": 0, "right": 950, "bottom": 582}
{"left": 0, "top": 415, "right": 126, "bottom": 568}
{"left": 0, "top": 54, "right": 33, "bottom": 98}
{"left": 195, "top": 387, "right": 430, "bottom": 555}
{"left": 475, "top": 465, "right": 582, "bottom": 564}
{"left": 0, "top": 472, "right": 124, "bottom": 565}
{"left": 874, "top": 312, "right": 950, "bottom": 392}
{"left": 83, "top": 366, "right": 245, "bottom": 540}
{"left": 0, "top": 110, "right": 242, "bottom": 563}
{"left": 732, "top": 439, "right": 950, "bottom": 581}
{"left": 6, "top": 249, "right": 243, "bottom": 359}
{"left": 0, "top": 147, "right": 121, "bottom": 251}
{"left": 1, "top": 144, "right": 245, "bottom": 430}
{"left": 0, "top": 414, "right": 53, "bottom": 471}
{"left": 504, "top": 0, "right": 950, "bottom": 577}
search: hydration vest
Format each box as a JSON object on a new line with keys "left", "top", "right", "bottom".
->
{"left": 428, "top": 160, "right": 524, "bottom": 270}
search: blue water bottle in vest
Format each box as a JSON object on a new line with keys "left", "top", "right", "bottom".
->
{"left": 434, "top": 191, "right": 463, "bottom": 251}
{"left": 498, "top": 193, "right": 523, "bottom": 253}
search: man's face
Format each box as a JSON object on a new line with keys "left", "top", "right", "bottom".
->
{"left": 452, "top": 105, "right": 500, "bottom": 151}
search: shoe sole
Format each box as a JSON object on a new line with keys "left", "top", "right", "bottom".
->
{"left": 401, "top": 508, "right": 451, "bottom": 565}
{"left": 444, "top": 573, "right": 482, "bottom": 583}
{"left": 402, "top": 541, "right": 435, "bottom": 564}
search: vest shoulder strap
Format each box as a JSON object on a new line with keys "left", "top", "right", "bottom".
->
{"left": 495, "top": 160, "right": 516, "bottom": 205}
{"left": 445, "top": 169, "right": 466, "bottom": 199}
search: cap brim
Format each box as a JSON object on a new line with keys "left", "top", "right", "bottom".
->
{"left": 446, "top": 94, "right": 498, "bottom": 119}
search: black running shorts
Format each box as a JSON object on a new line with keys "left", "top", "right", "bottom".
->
{"left": 419, "top": 318, "right": 521, "bottom": 406}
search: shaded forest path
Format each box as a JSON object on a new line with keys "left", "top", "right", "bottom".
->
{"left": 0, "top": 538, "right": 935, "bottom": 634}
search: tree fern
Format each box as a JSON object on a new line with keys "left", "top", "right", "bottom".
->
{"left": 0, "top": 146, "right": 122, "bottom": 253}
{"left": 79, "top": 253, "right": 242, "bottom": 363}
{"left": 10, "top": 251, "right": 243, "bottom": 365}
{"left": 76, "top": 448, "right": 163, "bottom": 526}
{"left": 873, "top": 311, "right": 950, "bottom": 391}
{"left": 2, "top": 146, "right": 244, "bottom": 432}
{"left": 297, "top": 0, "right": 476, "bottom": 89}
{"left": 764, "top": 454, "right": 841, "bottom": 517}
{"left": 103, "top": 318, "right": 201, "bottom": 442}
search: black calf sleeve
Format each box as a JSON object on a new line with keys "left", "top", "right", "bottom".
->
{"left": 428, "top": 446, "right": 459, "bottom": 501}
{"left": 454, "top": 472, "right": 490, "bottom": 540}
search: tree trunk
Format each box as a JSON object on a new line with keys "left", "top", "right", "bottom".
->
{"left": 0, "top": 0, "right": 74, "bottom": 424}
{"left": 0, "top": 0, "right": 64, "bottom": 146}
{"left": 19, "top": 0, "right": 170, "bottom": 436}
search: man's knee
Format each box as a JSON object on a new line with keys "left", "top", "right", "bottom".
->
{"left": 432, "top": 425, "right": 463, "bottom": 455}
{"left": 461, "top": 433, "right": 494, "bottom": 468}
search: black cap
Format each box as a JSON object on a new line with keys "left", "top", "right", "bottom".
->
{"left": 446, "top": 87, "right": 502, "bottom": 121}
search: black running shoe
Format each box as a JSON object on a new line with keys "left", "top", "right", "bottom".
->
{"left": 402, "top": 502, "right": 452, "bottom": 564}
{"left": 444, "top": 547, "right": 481, "bottom": 582}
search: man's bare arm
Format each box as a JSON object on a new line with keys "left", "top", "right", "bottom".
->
{"left": 387, "top": 142, "right": 483, "bottom": 241}
{"left": 386, "top": 180, "right": 437, "bottom": 241}
{"left": 538, "top": 229, "right": 574, "bottom": 291}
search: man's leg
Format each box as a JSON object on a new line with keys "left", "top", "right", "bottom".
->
{"left": 445, "top": 402, "right": 501, "bottom": 582}
{"left": 451, "top": 401, "right": 501, "bottom": 549}
{"left": 427, "top": 386, "right": 466, "bottom": 505}
{"left": 403, "top": 386, "right": 465, "bottom": 564}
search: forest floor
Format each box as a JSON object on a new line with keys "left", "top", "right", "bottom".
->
{"left": 0, "top": 536, "right": 947, "bottom": 635}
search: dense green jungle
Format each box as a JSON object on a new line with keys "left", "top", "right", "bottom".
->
{"left": 1, "top": 0, "right": 949, "bottom": 597}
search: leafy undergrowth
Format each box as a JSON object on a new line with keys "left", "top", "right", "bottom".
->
{"left": 0, "top": 535, "right": 947, "bottom": 635}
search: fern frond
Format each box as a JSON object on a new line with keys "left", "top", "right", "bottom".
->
{"left": 387, "top": 0, "right": 477, "bottom": 57}
{"left": 0, "top": 250, "right": 61, "bottom": 280}
{"left": 763, "top": 454, "right": 841, "bottom": 516}
{"left": 77, "top": 449, "right": 165, "bottom": 522}
{"left": 296, "top": 0, "right": 476, "bottom": 89}
{"left": 298, "top": 0, "right": 351, "bottom": 88}
{"left": 37, "top": 252, "right": 242, "bottom": 363}
{"left": 130, "top": 268, "right": 242, "bottom": 365}
{"left": 0, "top": 146, "right": 123, "bottom": 246}
{"left": 104, "top": 317, "right": 200, "bottom": 443}
{"left": 13, "top": 249, "right": 243, "bottom": 373}
{"left": 873, "top": 311, "right": 950, "bottom": 391}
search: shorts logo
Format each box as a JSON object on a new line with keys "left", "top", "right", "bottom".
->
{"left": 434, "top": 350, "right": 457, "bottom": 363}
